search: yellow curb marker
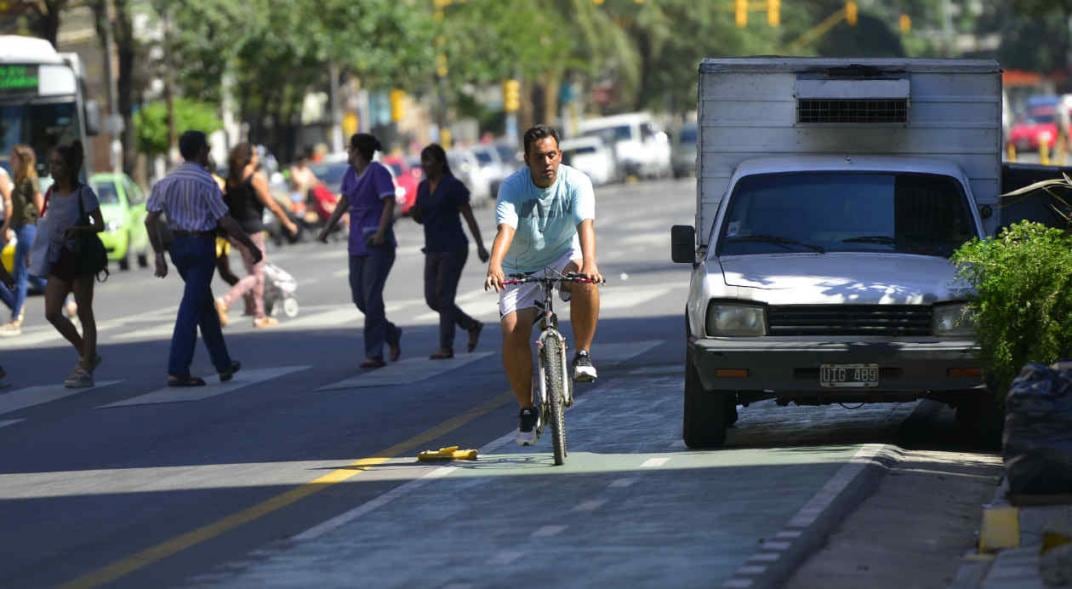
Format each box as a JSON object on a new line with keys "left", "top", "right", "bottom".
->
{"left": 59, "top": 392, "right": 513, "bottom": 589}
{"left": 979, "top": 504, "right": 1020, "bottom": 553}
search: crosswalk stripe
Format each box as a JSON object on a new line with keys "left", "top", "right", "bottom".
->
{"left": 0, "top": 381, "right": 123, "bottom": 418}
{"left": 594, "top": 340, "right": 665, "bottom": 364}
{"left": 99, "top": 366, "right": 309, "bottom": 408}
{"left": 0, "top": 419, "right": 24, "bottom": 429}
{"left": 600, "top": 286, "right": 674, "bottom": 311}
{"left": 318, "top": 353, "right": 494, "bottom": 391}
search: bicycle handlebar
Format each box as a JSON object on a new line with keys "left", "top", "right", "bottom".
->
{"left": 502, "top": 273, "right": 604, "bottom": 286}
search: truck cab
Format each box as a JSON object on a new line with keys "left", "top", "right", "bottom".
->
{"left": 672, "top": 58, "right": 1003, "bottom": 448}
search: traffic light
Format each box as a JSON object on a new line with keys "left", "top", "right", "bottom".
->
{"left": 389, "top": 89, "right": 406, "bottom": 122}
{"left": 899, "top": 13, "right": 912, "bottom": 33}
{"left": 845, "top": 0, "right": 858, "bottom": 26}
{"left": 767, "top": 0, "right": 780, "bottom": 27}
{"left": 735, "top": 0, "right": 748, "bottom": 27}
{"left": 503, "top": 79, "right": 520, "bottom": 113}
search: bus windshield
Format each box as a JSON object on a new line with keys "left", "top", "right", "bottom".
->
{"left": 0, "top": 101, "right": 81, "bottom": 179}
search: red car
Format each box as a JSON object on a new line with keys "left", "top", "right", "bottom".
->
{"left": 1009, "top": 107, "right": 1059, "bottom": 152}
{"left": 382, "top": 155, "right": 422, "bottom": 215}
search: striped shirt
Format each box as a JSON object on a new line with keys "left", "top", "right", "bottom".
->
{"left": 147, "top": 163, "right": 229, "bottom": 232}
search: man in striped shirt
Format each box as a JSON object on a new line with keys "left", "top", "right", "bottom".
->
{"left": 145, "top": 131, "right": 262, "bottom": 387}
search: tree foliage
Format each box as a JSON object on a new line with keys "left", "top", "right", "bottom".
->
{"left": 953, "top": 222, "right": 1072, "bottom": 395}
{"left": 134, "top": 99, "right": 221, "bottom": 156}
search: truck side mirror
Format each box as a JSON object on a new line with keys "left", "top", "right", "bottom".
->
{"left": 671, "top": 225, "right": 696, "bottom": 263}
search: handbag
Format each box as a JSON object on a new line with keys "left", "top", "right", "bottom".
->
{"left": 71, "top": 185, "right": 109, "bottom": 281}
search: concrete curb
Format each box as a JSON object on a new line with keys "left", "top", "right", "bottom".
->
{"left": 721, "top": 443, "right": 903, "bottom": 589}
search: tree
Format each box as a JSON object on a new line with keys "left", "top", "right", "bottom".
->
{"left": 89, "top": 0, "right": 139, "bottom": 174}
{"left": 19, "top": 0, "right": 69, "bottom": 46}
{"left": 134, "top": 98, "right": 221, "bottom": 157}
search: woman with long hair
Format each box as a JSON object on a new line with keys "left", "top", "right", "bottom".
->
{"left": 317, "top": 133, "right": 402, "bottom": 369}
{"left": 412, "top": 143, "right": 489, "bottom": 359}
{"left": 0, "top": 144, "right": 47, "bottom": 335}
{"left": 215, "top": 142, "right": 297, "bottom": 328}
{"left": 33, "top": 141, "right": 104, "bottom": 388}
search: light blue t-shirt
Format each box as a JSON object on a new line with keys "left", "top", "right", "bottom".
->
{"left": 495, "top": 164, "right": 595, "bottom": 274}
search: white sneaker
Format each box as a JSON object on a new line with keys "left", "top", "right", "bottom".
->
{"left": 572, "top": 351, "right": 598, "bottom": 383}
{"left": 515, "top": 407, "right": 540, "bottom": 446}
{"left": 0, "top": 322, "right": 22, "bottom": 337}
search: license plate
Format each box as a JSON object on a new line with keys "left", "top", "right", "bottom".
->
{"left": 820, "top": 364, "right": 879, "bottom": 388}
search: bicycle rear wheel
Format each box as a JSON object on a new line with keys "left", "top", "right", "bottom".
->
{"left": 542, "top": 336, "right": 567, "bottom": 465}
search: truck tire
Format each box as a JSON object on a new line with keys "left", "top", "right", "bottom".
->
{"left": 683, "top": 348, "right": 727, "bottom": 448}
{"left": 955, "top": 387, "right": 1004, "bottom": 450}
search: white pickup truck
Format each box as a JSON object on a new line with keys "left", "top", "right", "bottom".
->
{"left": 672, "top": 58, "right": 1004, "bottom": 448}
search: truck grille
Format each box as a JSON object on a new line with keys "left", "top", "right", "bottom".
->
{"left": 767, "top": 305, "right": 932, "bottom": 336}
{"left": 797, "top": 98, "right": 909, "bottom": 124}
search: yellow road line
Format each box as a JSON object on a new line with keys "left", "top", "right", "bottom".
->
{"left": 59, "top": 392, "right": 514, "bottom": 589}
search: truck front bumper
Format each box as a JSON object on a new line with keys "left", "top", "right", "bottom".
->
{"left": 689, "top": 337, "right": 983, "bottom": 395}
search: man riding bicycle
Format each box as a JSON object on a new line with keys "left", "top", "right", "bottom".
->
{"left": 484, "top": 125, "right": 603, "bottom": 446}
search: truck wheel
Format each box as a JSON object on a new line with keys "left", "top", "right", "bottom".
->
{"left": 955, "top": 389, "right": 1004, "bottom": 450}
{"left": 683, "top": 348, "right": 727, "bottom": 448}
{"left": 725, "top": 395, "right": 739, "bottom": 427}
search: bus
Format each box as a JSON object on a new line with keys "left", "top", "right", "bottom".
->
{"left": 0, "top": 35, "right": 99, "bottom": 189}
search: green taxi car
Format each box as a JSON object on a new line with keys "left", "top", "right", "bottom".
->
{"left": 89, "top": 173, "right": 151, "bottom": 270}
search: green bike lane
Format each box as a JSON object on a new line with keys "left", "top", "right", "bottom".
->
{"left": 189, "top": 372, "right": 901, "bottom": 589}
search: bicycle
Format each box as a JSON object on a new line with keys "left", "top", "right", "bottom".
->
{"left": 502, "top": 270, "right": 601, "bottom": 466}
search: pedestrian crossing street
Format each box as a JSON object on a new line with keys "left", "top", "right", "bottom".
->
{"left": 0, "top": 284, "right": 680, "bottom": 349}
{"left": 0, "top": 339, "right": 666, "bottom": 431}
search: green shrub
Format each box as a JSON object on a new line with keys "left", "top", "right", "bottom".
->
{"left": 134, "top": 99, "right": 222, "bottom": 157}
{"left": 952, "top": 221, "right": 1072, "bottom": 395}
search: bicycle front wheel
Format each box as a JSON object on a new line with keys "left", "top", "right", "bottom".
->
{"left": 542, "top": 336, "right": 568, "bottom": 465}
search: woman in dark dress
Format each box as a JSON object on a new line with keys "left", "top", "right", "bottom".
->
{"left": 413, "top": 144, "right": 489, "bottom": 359}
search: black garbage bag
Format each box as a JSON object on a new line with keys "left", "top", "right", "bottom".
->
{"left": 1004, "top": 361, "right": 1072, "bottom": 495}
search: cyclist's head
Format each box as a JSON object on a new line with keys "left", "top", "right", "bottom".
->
{"left": 420, "top": 143, "right": 451, "bottom": 179}
{"left": 348, "top": 133, "right": 383, "bottom": 168}
{"left": 523, "top": 124, "right": 561, "bottom": 188}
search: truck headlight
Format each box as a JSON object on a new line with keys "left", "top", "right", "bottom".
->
{"left": 933, "top": 303, "right": 975, "bottom": 337}
{"left": 706, "top": 302, "right": 766, "bottom": 337}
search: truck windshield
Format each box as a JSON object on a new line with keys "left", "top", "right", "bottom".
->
{"left": 716, "top": 172, "right": 976, "bottom": 258}
{"left": 0, "top": 101, "right": 80, "bottom": 179}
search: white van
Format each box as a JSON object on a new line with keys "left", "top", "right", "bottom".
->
{"left": 559, "top": 137, "right": 618, "bottom": 185}
{"left": 578, "top": 112, "right": 672, "bottom": 179}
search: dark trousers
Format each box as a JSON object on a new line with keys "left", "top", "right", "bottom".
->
{"left": 424, "top": 248, "right": 477, "bottom": 351}
{"left": 349, "top": 246, "right": 399, "bottom": 360}
{"left": 168, "top": 235, "right": 232, "bottom": 377}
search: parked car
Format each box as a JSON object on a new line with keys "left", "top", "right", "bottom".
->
{"left": 91, "top": 172, "right": 151, "bottom": 271}
{"left": 671, "top": 122, "right": 698, "bottom": 178}
{"left": 447, "top": 149, "right": 492, "bottom": 201}
{"left": 1009, "top": 108, "right": 1059, "bottom": 152}
{"left": 471, "top": 143, "right": 521, "bottom": 198}
{"left": 382, "top": 155, "right": 420, "bottom": 215}
{"left": 559, "top": 137, "right": 618, "bottom": 186}
{"left": 578, "top": 112, "right": 672, "bottom": 179}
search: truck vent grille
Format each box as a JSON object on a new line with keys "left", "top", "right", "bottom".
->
{"left": 797, "top": 98, "right": 908, "bottom": 124}
{"left": 767, "top": 305, "right": 932, "bottom": 336}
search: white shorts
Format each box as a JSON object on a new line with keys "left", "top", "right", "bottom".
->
{"left": 498, "top": 246, "right": 582, "bottom": 318}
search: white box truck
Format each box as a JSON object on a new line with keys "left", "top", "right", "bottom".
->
{"left": 671, "top": 58, "right": 1003, "bottom": 448}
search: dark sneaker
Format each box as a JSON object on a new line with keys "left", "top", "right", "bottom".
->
{"left": 572, "top": 350, "right": 598, "bottom": 383}
{"left": 515, "top": 407, "right": 540, "bottom": 446}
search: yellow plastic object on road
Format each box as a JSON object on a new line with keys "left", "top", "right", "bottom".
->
{"left": 417, "top": 446, "right": 478, "bottom": 462}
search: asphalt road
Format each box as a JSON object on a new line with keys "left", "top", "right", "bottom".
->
{"left": 0, "top": 178, "right": 993, "bottom": 588}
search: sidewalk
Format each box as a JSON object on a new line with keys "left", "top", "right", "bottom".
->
{"left": 956, "top": 480, "right": 1072, "bottom": 588}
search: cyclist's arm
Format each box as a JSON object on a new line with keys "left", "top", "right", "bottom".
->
{"left": 576, "top": 219, "right": 602, "bottom": 283}
{"left": 484, "top": 223, "right": 515, "bottom": 291}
